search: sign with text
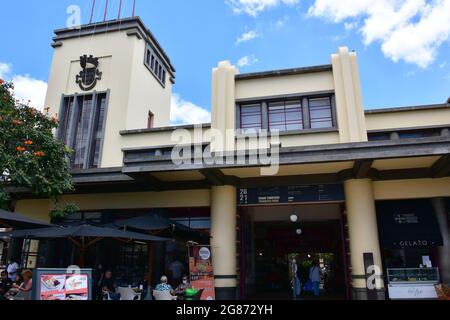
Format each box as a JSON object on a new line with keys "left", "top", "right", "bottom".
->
{"left": 238, "top": 184, "right": 345, "bottom": 205}
{"left": 32, "top": 269, "right": 92, "bottom": 301}
{"left": 188, "top": 245, "right": 215, "bottom": 300}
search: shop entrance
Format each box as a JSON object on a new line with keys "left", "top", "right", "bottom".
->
{"left": 240, "top": 204, "right": 349, "bottom": 300}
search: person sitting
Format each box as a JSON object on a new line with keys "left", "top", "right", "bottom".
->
{"left": 0, "top": 271, "right": 13, "bottom": 299}
{"left": 100, "top": 270, "right": 121, "bottom": 301}
{"left": 174, "top": 275, "right": 193, "bottom": 299}
{"left": 154, "top": 276, "right": 174, "bottom": 295}
{"left": 6, "top": 270, "right": 32, "bottom": 300}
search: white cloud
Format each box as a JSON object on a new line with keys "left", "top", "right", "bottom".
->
{"left": 237, "top": 55, "right": 259, "bottom": 67}
{"left": 0, "top": 63, "right": 11, "bottom": 78}
{"left": 236, "top": 29, "right": 260, "bottom": 45}
{"left": 170, "top": 94, "right": 211, "bottom": 125}
{"left": 0, "top": 62, "right": 47, "bottom": 110}
{"left": 226, "top": 0, "right": 299, "bottom": 17}
{"left": 308, "top": 0, "right": 450, "bottom": 68}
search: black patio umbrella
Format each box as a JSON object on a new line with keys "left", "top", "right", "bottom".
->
{"left": 0, "top": 224, "right": 170, "bottom": 267}
{"left": 0, "top": 209, "right": 54, "bottom": 229}
{"left": 107, "top": 214, "right": 209, "bottom": 243}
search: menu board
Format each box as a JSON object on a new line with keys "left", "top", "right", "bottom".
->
{"left": 238, "top": 184, "right": 345, "bottom": 205}
{"left": 188, "top": 246, "right": 215, "bottom": 300}
{"left": 40, "top": 274, "right": 89, "bottom": 301}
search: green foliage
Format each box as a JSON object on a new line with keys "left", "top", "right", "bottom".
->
{"left": 50, "top": 202, "right": 79, "bottom": 221}
{"left": 0, "top": 79, "right": 74, "bottom": 209}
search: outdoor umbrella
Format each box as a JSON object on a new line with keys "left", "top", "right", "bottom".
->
{"left": 0, "top": 224, "right": 170, "bottom": 267}
{"left": 107, "top": 214, "right": 210, "bottom": 242}
{"left": 0, "top": 209, "right": 54, "bottom": 229}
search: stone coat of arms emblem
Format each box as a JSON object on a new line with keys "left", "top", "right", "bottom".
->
{"left": 76, "top": 55, "right": 102, "bottom": 91}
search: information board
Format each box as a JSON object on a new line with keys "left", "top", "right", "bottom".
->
{"left": 238, "top": 184, "right": 345, "bottom": 205}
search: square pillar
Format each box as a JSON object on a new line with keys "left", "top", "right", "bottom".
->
{"left": 344, "top": 179, "right": 385, "bottom": 300}
{"left": 432, "top": 198, "right": 450, "bottom": 285}
{"left": 210, "top": 185, "right": 237, "bottom": 300}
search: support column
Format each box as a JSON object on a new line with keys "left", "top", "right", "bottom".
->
{"left": 432, "top": 198, "right": 450, "bottom": 285}
{"left": 210, "top": 185, "right": 237, "bottom": 300}
{"left": 344, "top": 179, "right": 385, "bottom": 300}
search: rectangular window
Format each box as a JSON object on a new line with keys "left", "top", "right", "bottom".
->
{"left": 146, "top": 50, "right": 151, "bottom": 65}
{"left": 91, "top": 95, "right": 107, "bottom": 168}
{"left": 21, "top": 239, "right": 39, "bottom": 269}
{"left": 144, "top": 44, "right": 167, "bottom": 87}
{"left": 73, "top": 96, "right": 93, "bottom": 169}
{"left": 309, "top": 97, "right": 333, "bottom": 129}
{"left": 151, "top": 55, "right": 155, "bottom": 70}
{"left": 268, "top": 100, "right": 303, "bottom": 131}
{"left": 147, "top": 111, "right": 154, "bottom": 129}
{"left": 59, "top": 92, "right": 108, "bottom": 169}
{"left": 240, "top": 104, "right": 262, "bottom": 130}
{"left": 238, "top": 94, "right": 335, "bottom": 132}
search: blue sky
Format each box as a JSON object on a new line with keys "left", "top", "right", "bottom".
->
{"left": 1, "top": 0, "right": 449, "bottom": 124}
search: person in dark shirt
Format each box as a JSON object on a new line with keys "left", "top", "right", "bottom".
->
{"left": 0, "top": 271, "right": 13, "bottom": 298}
{"left": 100, "top": 270, "right": 120, "bottom": 300}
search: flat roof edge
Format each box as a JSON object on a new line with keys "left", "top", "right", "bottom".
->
{"left": 365, "top": 103, "right": 450, "bottom": 114}
{"left": 53, "top": 16, "right": 176, "bottom": 73}
{"left": 235, "top": 64, "right": 333, "bottom": 80}
{"left": 120, "top": 123, "right": 211, "bottom": 136}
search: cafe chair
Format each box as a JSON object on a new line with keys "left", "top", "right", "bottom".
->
{"left": 103, "top": 291, "right": 122, "bottom": 301}
{"left": 118, "top": 287, "right": 141, "bottom": 301}
{"left": 153, "top": 290, "right": 177, "bottom": 301}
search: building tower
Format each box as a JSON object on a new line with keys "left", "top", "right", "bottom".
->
{"left": 45, "top": 17, "right": 175, "bottom": 168}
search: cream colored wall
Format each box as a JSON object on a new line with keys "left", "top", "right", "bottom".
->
{"left": 121, "top": 126, "right": 210, "bottom": 150}
{"left": 126, "top": 38, "right": 172, "bottom": 130}
{"left": 235, "top": 71, "right": 334, "bottom": 100}
{"left": 373, "top": 178, "right": 450, "bottom": 200}
{"left": 14, "top": 190, "right": 210, "bottom": 220}
{"left": 14, "top": 200, "right": 52, "bottom": 223}
{"left": 211, "top": 61, "right": 238, "bottom": 152}
{"left": 45, "top": 30, "right": 173, "bottom": 168}
{"left": 345, "top": 179, "right": 384, "bottom": 290}
{"left": 210, "top": 186, "right": 237, "bottom": 288}
{"left": 332, "top": 47, "right": 368, "bottom": 143}
{"left": 366, "top": 108, "right": 450, "bottom": 131}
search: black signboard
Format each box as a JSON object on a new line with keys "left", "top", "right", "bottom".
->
{"left": 238, "top": 184, "right": 345, "bottom": 205}
{"left": 376, "top": 200, "right": 443, "bottom": 249}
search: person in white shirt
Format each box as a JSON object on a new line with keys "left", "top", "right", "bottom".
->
{"left": 309, "top": 260, "right": 321, "bottom": 297}
{"left": 6, "top": 259, "right": 19, "bottom": 282}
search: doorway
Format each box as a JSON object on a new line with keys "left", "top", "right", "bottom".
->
{"left": 240, "top": 203, "right": 349, "bottom": 300}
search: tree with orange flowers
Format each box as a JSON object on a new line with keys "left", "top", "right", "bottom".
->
{"left": 0, "top": 79, "right": 74, "bottom": 210}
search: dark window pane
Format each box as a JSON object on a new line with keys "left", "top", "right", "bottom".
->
{"left": 73, "top": 96, "right": 93, "bottom": 169}
{"left": 91, "top": 94, "right": 107, "bottom": 168}
{"left": 309, "top": 97, "right": 333, "bottom": 129}
{"left": 241, "top": 104, "right": 262, "bottom": 130}
{"left": 146, "top": 50, "right": 151, "bottom": 65}
{"left": 61, "top": 97, "right": 74, "bottom": 144}
{"left": 268, "top": 100, "right": 303, "bottom": 132}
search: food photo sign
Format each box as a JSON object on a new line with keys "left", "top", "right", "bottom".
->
{"left": 32, "top": 269, "right": 93, "bottom": 301}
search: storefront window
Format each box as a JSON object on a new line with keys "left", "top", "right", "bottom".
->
{"left": 21, "top": 239, "right": 40, "bottom": 269}
{"left": 115, "top": 243, "right": 148, "bottom": 287}
{"left": 0, "top": 240, "right": 7, "bottom": 267}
